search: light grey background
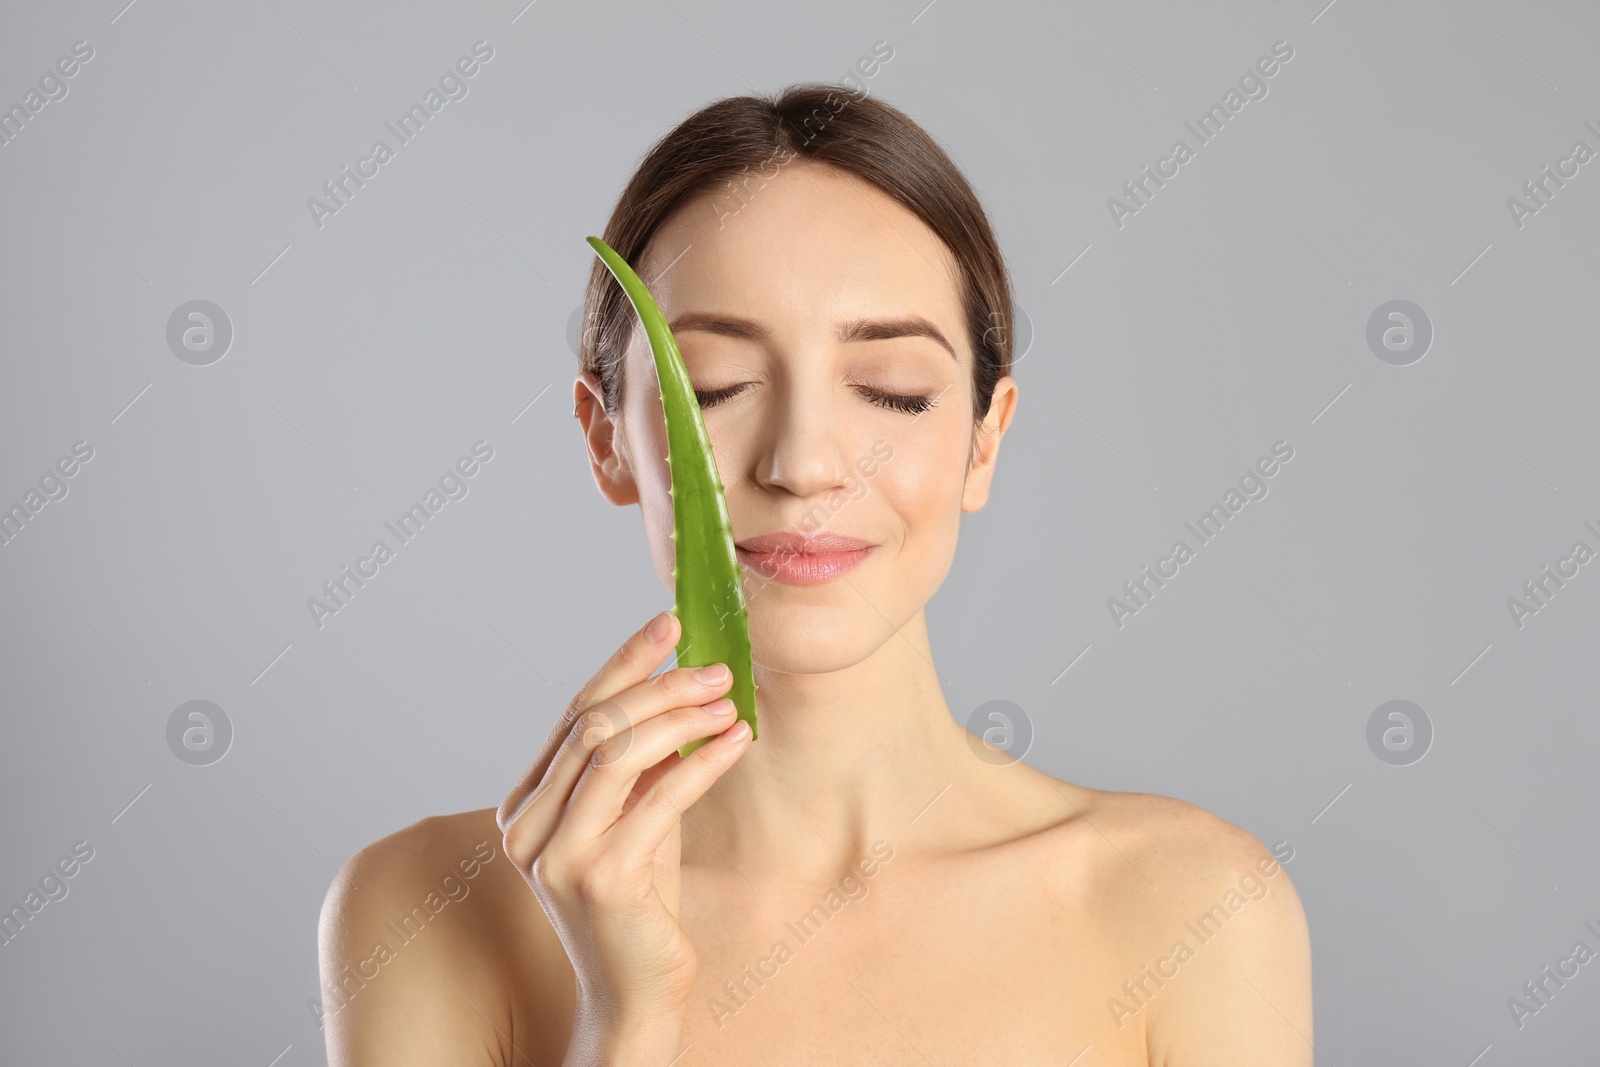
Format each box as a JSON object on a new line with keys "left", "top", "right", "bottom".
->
{"left": 2, "top": 0, "right": 1597, "bottom": 1062}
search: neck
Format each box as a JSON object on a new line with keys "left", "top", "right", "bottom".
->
{"left": 681, "top": 610, "right": 983, "bottom": 883}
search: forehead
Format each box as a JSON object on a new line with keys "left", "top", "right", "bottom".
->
{"left": 635, "top": 161, "right": 968, "bottom": 356}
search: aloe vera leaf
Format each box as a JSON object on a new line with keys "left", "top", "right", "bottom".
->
{"left": 586, "top": 235, "right": 758, "bottom": 754}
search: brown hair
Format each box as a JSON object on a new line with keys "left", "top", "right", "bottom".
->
{"left": 579, "top": 82, "right": 1015, "bottom": 426}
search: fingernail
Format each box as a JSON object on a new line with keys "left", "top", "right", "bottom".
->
{"left": 695, "top": 663, "right": 729, "bottom": 684}
{"left": 723, "top": 720, "right": 751, "bottom": 742}
{"left": 645, "top": 611, "right": 672, "bottom": 643}
{"left": 705, "top": 698, "right": 734, "bottom": 715}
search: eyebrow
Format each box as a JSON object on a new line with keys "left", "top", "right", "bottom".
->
{"left": 666, "top": 311, "right": 958, "bottom": 362}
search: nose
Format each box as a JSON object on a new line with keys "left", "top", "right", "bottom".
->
{"left": 749, "top": 380, "right": 855, "bottom": 500}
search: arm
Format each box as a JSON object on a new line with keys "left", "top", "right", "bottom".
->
{"left": 317, "top": 818, "right": 506, "bottom": 1065}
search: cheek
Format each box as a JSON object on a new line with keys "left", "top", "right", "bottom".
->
{"left": 876, "top": 429, "right": 969, "bottom": 529}
{"left": 627, "top": 400, "right": 753, "bottom": 583}
{"left": 637, "top": 423, "right": 670, "bottom": 492}
{"left": 622, "top": 404, "right": 679, "bottom": 568}
{"left": 861, "top": 432, "right": 966, "bottom": 603}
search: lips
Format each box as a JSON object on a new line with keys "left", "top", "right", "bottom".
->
{"left": 734, "top": 532, "right": 875, "bottom": 555}
{"left": 733, "top": 531, "right": 877, "bottom": 586}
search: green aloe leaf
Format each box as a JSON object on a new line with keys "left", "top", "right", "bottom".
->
{"left": 586, "top": 235, "right": 758, "bottom": 753}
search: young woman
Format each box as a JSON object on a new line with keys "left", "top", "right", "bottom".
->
{"left": 319, "top": 84, "right": 1312, "bottom": 1066}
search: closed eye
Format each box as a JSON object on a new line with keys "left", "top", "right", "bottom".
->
{"left": 691, "top": 384, "right": 746, "bottom": 409}
{"left": 693, "top": 383, "right": 936, "bottom": 416}
{"left": 861, "top": 388, "right": 935, "bottom": 415}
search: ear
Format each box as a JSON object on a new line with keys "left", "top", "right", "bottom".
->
{"left": 575, "top": 371, "right": 639, "bottom": 506}
{"left": 961, "top": 375, "right": 1017, "bottom": 512}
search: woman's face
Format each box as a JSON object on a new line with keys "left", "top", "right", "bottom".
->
{"left": 582, "top": 160, "right": 1016, "bottom": 677}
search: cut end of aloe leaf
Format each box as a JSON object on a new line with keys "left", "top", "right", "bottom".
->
{"left": 585, "top": 235, "right": 758, "bottom": 754}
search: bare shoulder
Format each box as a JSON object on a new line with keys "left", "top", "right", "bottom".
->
{"left": 1043, "top": 780, "right": 1313, "bottom": 1063}
{"left": 317, "top": 807, "right": 522, "bottom": 1065}
{"left": 1050, "top": 784, "right": 1295, "bottom": 886}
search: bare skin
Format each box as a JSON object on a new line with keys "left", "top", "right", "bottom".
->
{"left": 318, "top": 159, "right": 1312, "bottom": 1065}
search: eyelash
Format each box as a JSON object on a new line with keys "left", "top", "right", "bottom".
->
{"left": 692, "top": 384, "right": 935, "bottom": 416}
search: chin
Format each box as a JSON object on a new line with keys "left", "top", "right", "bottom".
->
{"left": 744, "top": 601, "right": 897, "bottom": 677}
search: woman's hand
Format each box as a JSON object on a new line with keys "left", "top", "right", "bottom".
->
{"left": 497, "top": 610, "right": 753, "bottom": 1060}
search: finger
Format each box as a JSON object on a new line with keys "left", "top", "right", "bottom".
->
{"left": 498, "top": 610, "right": 679, "bottom": 837}
{"left": 567, "top": 610, "right": 684, "bottom": 720}
{"left": 501, "top": 662, "right": 735, "bottom": 873}
{"left": 603, "top": 719, "right": 752, "bottom": 863}
{"left": 529, "top": 657, "right": 734, "bottom": 817}
{"left": 558, "top": 698, "right": 740, "bottom": 843}
{"left": 621, "top": 748, "right": 688, "bottom": 819}
{"left": 620, "top": 770, "right": 669, "bottom": 822}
